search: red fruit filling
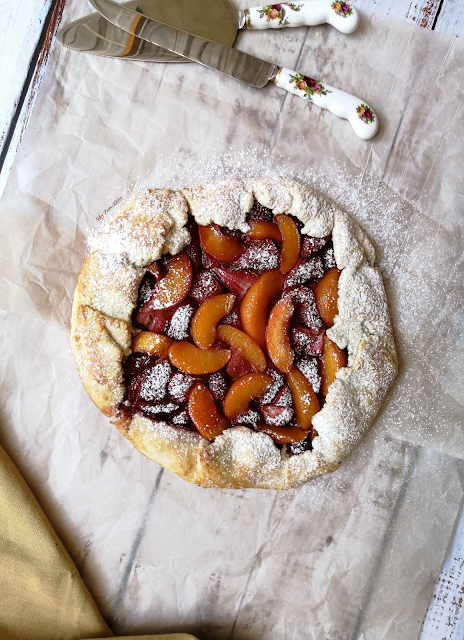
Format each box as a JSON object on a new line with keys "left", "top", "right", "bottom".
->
{"left": 121, "top": 200, "right": 346, "bottom": 455}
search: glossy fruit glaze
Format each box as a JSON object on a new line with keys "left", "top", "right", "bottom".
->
{"left": 120, "top": 200, "right": 347, "bottom": 456}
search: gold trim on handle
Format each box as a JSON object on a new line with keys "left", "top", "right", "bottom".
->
{"left": 245, "top": 9, "right": 251, "bottom": 29}
{"left": 274, "top": 67, "right": 282, "bottom": 85}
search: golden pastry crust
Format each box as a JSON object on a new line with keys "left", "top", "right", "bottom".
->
{"left": 71, "top": 178, "right": 397, "bottom": 488}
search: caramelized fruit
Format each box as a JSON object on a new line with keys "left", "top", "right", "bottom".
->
{"left": 132, "top": 332, "right": 173, "bottom": 357}
{"left": 266, "top": 297, "right": 294, "bottom": 373}
{"left": 255, "top": 422, "right": 308, "bottom": 444}
{"left": 287, "top": 366, "right": 320, "bottom": 430}
{"left": 188, "top": 383, "right": 230, "bottom": 439}
{"left": 199, "top": 223, "right": 245, "bottom": 261}
{"left": 217, "top": 325, "right": 266, "bottom": 372}
{"left": 240, "top": 270, "right": 285, "bottom": 348}
{"left": 126, "top": 202, "right": 349, "bottom": 455}
{"left": 150, "top": 251, "right": 193, "bottom": 310}
{"left": 315, "top": 267, "right": 341, "bottom": 328}
{"left": 275, "top": 214, "right": 301, "bottom": 273}
{"left": 224, "top": 373, "right": 273, "bottom": 420}
{"left": 169, "top": 341, "right": 230, "bottom": 374}
{"left": 320, "top": 334, "right": 347, "bottom": 396}
{"left": 191, "top": 293, "right": 235, "bottom": 349}
{"left": 246, "top": 221, "right": 282, "bottom": 243}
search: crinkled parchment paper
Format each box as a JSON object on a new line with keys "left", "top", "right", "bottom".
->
{"left": 1, "top": 1, "right": 464, "bottom": 638}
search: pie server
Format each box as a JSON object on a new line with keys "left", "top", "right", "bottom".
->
{"left": 88, "top": 0, "right": 378, "bottom": 139}
{"left": 58, "top": 0, "right": 359, "bottom": 63}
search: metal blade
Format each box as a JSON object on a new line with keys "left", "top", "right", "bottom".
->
{"left": 58, "top": 0, "right": 239, "bottom": 63}
{"left": 58, "top": 5, "right": 186, "bottom": 62}
{"left": 89, "top": 0, "right": 277, "bottom": 89}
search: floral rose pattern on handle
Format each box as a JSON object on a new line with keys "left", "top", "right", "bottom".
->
{"left": 356, "top": 104, "right": 375, "bottom": 124}
{"left": 289, "top": 73, "right": 332, "bottom": 99}
{"left": 258, "top": 4, "right": 287, "bottom": 25}
{"left": 258, "top": 4, "right": 304, "bottom": 26}
{"left": 331, "top": 2, "right": 353, "bottom": 18}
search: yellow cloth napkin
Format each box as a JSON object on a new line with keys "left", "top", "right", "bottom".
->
{"left": 0, "top": 444, "right": 197, "bottom": 640}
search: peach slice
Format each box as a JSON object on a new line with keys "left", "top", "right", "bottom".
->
{"left": 314, "top": 267, "right": 340, "bottom": 328}
{"left": 255, "top": 422, "right": 308, "bottom": 444}
{"left": 275, "top": 214, "right": 301, "bottom": 274}
{"left": 199, "top": 223, "right": 245, "bottom": 261}
{"left": 266, "top": 296, "right": 294, "bottom": 373}
{"left": 217, "top": 325, "right": 266, "bottom": 372}
{"left": 319, "top": 334, "right": 347, "bottom": 396}
{"left": 246, "top": 221, "right": 282, "bottom": 243}
{"left": 287, "top": 366, "right": 320, "bottom": 431}
{"left": 169, "top": 342, "right": 230, "bottom": 374}
{"left": 188, "top": 383, "right": 230, "bottom": 440}
{"left": 240, "top": 269, "right": 285, "bottom": 348}
{"left": 224, "top": 373, "right": 273, "bottom": 420}
{"left": 151, "top": 251, "right": 193, "bottom": 310}
{"left": 131, "top": 331, "right": 173, "bottom": 357}
{"left": 146, "top": 262, "right": 163, "bottom": 280}
{"left": 191, "top": 293, "right": 236, "bottom": 349}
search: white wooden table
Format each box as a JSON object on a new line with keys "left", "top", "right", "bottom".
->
{"left": 0, "top": 1, "right": 463, "bottom": 637}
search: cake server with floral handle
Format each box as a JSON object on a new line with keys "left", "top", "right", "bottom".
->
{"left": 90, "top": 0, "right": 378, "bottom": 140}
{"left": 59, "top": 0, "right": 359, "bottom": 63}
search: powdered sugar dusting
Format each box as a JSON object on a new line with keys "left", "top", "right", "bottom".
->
{"left": 167, "top": 304, "right": 194, "bottom": 340}
{"left": 139, "top": 361, "right": 171, "bottom": 402}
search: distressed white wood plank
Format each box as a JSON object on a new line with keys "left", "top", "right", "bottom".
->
{"left": 0, "top": 0, "right": 66, "bottom": 198}
{"left": 420, "top": 502, "right": 464, "bottom": 639}
{"left": 435, "top": 0, "right": 464, "bottom": 38}
{"left": 355, "top": 0, "right": 443, "bottom": 28}
{"left": 0, "top": 0, "right": 53, "bottom": 154}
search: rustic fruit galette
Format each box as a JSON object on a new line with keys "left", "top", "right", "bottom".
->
{"left": 71, "top": 177, "right": 397, "bottom": 489}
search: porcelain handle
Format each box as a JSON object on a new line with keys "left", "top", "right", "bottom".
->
{"left": 246, "top": 1, "right": 359, "bottom": 33}
{"left": 275, "top": 67, "right": 378, "bottom": 140}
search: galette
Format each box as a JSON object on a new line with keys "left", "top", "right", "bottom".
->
{"left": 70, "top": 177, "right": 397, "bottom": 489}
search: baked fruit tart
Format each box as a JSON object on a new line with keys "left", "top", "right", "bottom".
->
{"left": 71, "top": 177, "right": 397, "bottom": 489}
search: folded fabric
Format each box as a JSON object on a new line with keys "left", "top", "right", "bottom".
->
{"left": 0, "top": 443, "right": 197, "bottom": 640}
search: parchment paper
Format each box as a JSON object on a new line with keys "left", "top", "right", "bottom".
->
{"left": 1, "top": 1, "right": 464, "bottom": 638}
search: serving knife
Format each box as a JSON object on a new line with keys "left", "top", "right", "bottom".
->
{"left": 89, "top": 0, "right": 378, "bottom": 139}
{"left": 58, "top": 0, "right": 359, "bottom": 63}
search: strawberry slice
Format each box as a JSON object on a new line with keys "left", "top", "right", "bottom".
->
{"left": 136, "top": 273, "right": 157, "bottom": 308}
{"left": 260, "top": 405, "right": 294, "bottom": 427}
{"left": 229, "top": 239, "right": 280, "bottom": 272}
{"left": 227, "top": 348, "right": 254, "bottom": 379}
{"left": 291, "top": 323, "right": 324, "bottom": 358}
{"left": 168, "top": 371, "right": 199, "bottom": 403}
{"left": 185, "top": 217, "right": 202, "bottom": 270}
{"left": 248, "top": 200, "right": 273, "bottom": 222}
{"left": 288, "top": 433, "right": 312, "bottom": 455}
{"left": 232, "top": 409, "right": 261, "bottom": 427}
{"left": 171, "top": 407, "right": 190, "bottom": 426}
{"left": 208, "top": 370, "right": 228, "bottom": 405}
{"left": 134, "top": 303, "right": 174, "bottom": 333}
{"left": 190, "top": 269, "right": 225, "bottom": 304}
{"left": 123, "top": 353, "right": 159, "bottom": 384}
{"left": 284, "top": 256, "right": 325, "bottom": 290}
{"left": 274, "top": 384, "right": 293, "bottom": 407}
{"left": 321, "top": 245, "right": 336, "bottom": 270}
{"left": 212, "top": 267, "right": 259, "bottom": 300}
{"left": 287, "top": 286, "right": 323, "bottom": 330}
{"left": 139, "top": 401, "right": 179, "bottom": 419}
{"left": 295, "top": 357, "right": 321, "bottom": 394}
{"left": 260, "top": 384, "right": 294, "bottom": 427}
{"left": 300, "top": 235, "right": 329, "bottom": 259}
{"left": 259, "top": 364, "right": 285, "bottom": 405}
{"left": 166, "top": 300, "right": 197, "bottom": 341}
{"left": 128, "top": 359, "right": 172, "bottom": 409}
